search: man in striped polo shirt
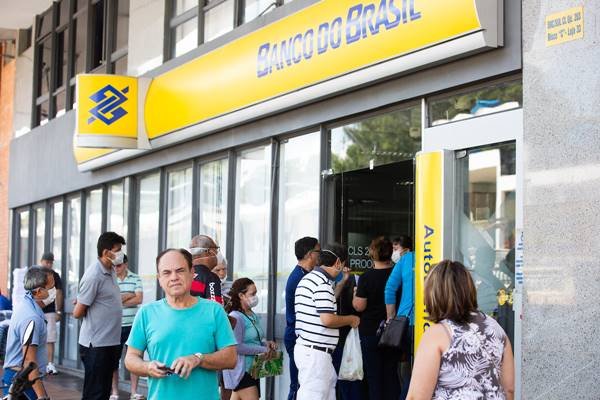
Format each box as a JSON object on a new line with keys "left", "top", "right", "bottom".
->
{"left": 294, "top": 244, "right": 360, "bottom": 400}
{"left": 112, "top": 255, "right": 145, "bottom": 400}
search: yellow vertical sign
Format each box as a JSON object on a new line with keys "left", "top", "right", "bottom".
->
{"left": 414, "top": 151, "right": 444, "bottom": 349}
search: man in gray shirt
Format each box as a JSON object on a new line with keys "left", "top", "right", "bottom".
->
{"left": 74, "top": 232, "right": 124, "bottom": 400}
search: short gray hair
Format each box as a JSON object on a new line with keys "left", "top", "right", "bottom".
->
{"left": 23, "top": 266, "right": 49, "bottom": 291}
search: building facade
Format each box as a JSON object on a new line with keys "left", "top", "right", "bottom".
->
{"left": 2, "top": 0, "right": 598, "bottom": 398}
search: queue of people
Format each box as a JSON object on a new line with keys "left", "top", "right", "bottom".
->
{"left": 0, "top": 229, "right": 514, "bottom": 400}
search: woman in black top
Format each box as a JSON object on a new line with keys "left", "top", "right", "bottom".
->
{"left": 353, "top": 236, "right": 400, "bottom": 400}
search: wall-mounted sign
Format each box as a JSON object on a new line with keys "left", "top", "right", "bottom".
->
{"left": 74, "top": 0, "right": 504, "bottom": 171}
{"left": 545, "top": 6, "right": 583, "bottom": 47}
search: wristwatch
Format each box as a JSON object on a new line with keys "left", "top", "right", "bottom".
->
{"left": 193, "top": 352, "right": 204, "bottom": 366}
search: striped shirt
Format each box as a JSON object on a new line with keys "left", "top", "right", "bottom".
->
{"left": 294, "top": 268, "right": 339, "bottom": 350}
{"left": 117, "top": 270, "right": 143, "bottom": 327}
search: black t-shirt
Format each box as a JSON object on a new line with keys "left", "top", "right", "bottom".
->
{"left": 42, "top": 270, "right": 63, "bottom": 313}
{"left": 336, "top": 275, "right": 358, "bottom": 344}
{"left": 355, "top": 268, "right": 393, "bottom": 336}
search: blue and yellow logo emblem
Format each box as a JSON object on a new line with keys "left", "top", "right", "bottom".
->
{"left": 88, "top": 84, "right": 129, "bottom": 125}
{"left": 76, "top": 74, "right": 138, "bottom": 149}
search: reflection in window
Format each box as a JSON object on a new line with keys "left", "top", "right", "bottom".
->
{"left": 66, "top": 197, "right": 81, "bottom": 300}
{"left": 73, "top": 12, "right": 88, "bottom": 75}
{"left": 19, "top": 211, "right": 30, "bottom": 267}
{"left": 51, "top": 202, "right": 63, "bottom": 273}
{"left": 243, "top": 0, "right": 276, "bottom": 23}
{"left": 35, "top": 207, "right": 46, "bottom": 263}
{"left": 37, "top": 39, "right": 52, "bottom": 97}
{"left": 108, "top": 180, "right": 129, "bottom": 240}
{"left": 137, "top": 173, "right": 160, "bottom": 304}
{"left": 114, "top": 0, "right": 129, "bottom": 51}
{"left": 204, "top": 0, "right": 234, "bottom": 42}
{"left": 456, "top": 142, "right": 516, "bottom": 344}
{"left": 331, "top": 106, "right": 421, "bottom": 174}
{"left": 234, "top": 145, "right": 272, "bottom": 314}
{"left": 55, "top": 29, "right": 69, "bottom": 89}
{"left": 167, "top": 167, "right": 193, "bottom": 248}
{"left": 85, "top": 189, "right": 103, "bottom": 267}
{"left": 91, "top": 0, "right": 106, "bottom": 70}
{"left": 199, "top": 159, "right": 228, "bottom": 255}
{"left": 174, "top": 18, "right": 198, "bottom": 58}
{"left": 430, "top": 80, "right": 522, "bottom": 126}
{"left": 275, "top": 133, "right": 320, "bottom": 334}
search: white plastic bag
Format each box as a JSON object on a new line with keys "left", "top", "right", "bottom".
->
{"left": 338, "top": 327, "right": 363, "bottom": 381}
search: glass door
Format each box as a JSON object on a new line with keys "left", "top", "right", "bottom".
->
{"left": 454, "top": 142, "right": 516, "bottom": 344}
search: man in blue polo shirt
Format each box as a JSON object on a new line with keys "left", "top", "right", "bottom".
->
{"left": 284, "top": 236, "right": 320, "bottom": 400}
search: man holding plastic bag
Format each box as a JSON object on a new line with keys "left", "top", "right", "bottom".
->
{"left": 294, "top": 244, "right": 360, "bottom": 400}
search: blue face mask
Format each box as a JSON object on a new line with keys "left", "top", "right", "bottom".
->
{"left": 335, "top": 271, "right": 344, "bottom": 283}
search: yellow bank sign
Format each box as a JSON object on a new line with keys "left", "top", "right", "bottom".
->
{"left": 75, "top": 0, "right": 503, "bottom": 170}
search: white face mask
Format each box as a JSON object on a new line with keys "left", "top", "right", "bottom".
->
{"left": 220, "top": 276, "right": 228, "bottom": 283}
{"left": 391, "top": 250, "right": 401, "bottom": 263}
{"left": 42, "top": 287, "right": 57, "bottom": 306}
{"left": 111, "top": 250, "right": 125, "bottom": 266}
{"left": 246, "top": 295, "right": 259, "bottom": 308}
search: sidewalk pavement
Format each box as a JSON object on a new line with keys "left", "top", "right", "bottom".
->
{"left": 43, "top": 372, "right": 140, "bottom": 400}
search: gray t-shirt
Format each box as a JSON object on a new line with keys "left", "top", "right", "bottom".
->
{"left": 77, "top": 260, "right": 122, "bottom": 347}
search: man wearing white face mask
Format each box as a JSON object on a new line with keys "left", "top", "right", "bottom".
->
{"left": 39, "top": 252, "right": 63, "bottom": 375}
{"left": 3, "top": 266, "right": 53, "bottom": 400}
{"left": 74, "top": 231, "right": 125, "bottom": 400}
{"left": 189, "top": 235, "right": 224, "bottom": 304}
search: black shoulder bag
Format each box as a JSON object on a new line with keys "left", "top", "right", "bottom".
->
{"left": 378, "top": 306, "right": 413, "bottom": 351}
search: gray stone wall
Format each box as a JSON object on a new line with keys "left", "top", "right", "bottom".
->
{"left": 522, "top": 1, "right": 600, "bottom": 399}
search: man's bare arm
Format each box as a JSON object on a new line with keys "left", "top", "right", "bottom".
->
{"left": 198, "top": 345, "right": 237, "bottom": 370}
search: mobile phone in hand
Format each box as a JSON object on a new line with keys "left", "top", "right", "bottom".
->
{"left": 157, "top": 365, "right": 175, "bottom": 376}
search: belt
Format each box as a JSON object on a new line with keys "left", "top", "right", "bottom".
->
{"left": 303, "top": 344, "right": 334, "bottom": 355}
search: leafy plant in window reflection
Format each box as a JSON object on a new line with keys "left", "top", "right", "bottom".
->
{"left": 430, "top": 81, "right": 523, "bottom": 122}
{"left": 332, "top": 108, "right": 421, "bottom": 173}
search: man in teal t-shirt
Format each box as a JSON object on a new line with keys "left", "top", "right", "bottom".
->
{"left": 125, "top": 248, "right": 237, "bottom": 400}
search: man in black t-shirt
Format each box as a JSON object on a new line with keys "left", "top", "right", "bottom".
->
{"left": 189, "top": 235, "right": 223, "bottom": 304}
{"left": 40, "top": 252, "right": 64, "bottom": 375}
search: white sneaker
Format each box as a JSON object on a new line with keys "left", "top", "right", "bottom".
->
{"left": 46, "top": 362, "right": 58, "bottom": 375}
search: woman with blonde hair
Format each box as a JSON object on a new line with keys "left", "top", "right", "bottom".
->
{"left": 407, "top": 260, "right": 515, "bottom": 400}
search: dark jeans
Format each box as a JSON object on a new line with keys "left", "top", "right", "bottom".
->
{"left": 284, "top": 337, "right": 299, "bottom": 400}
{"left": 2, "top": 368, "right": 38, "bottom": 399}
{"left": 80, "top": 344, "right": 121, "bottom": 400}
{"left": 361, "top": 334, "right": 400, "bottom": 400}
{"left": 332, "top": 341, "right": 365, "bottom": 400}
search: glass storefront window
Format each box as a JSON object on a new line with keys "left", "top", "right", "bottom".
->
{"left": 429, "top": 80, "right": 523, "bottom": 126}
{"left": 66, "top": 197, "right": 81, "bottom": 300}
{"left": 65, "top": 196, "right": 81, "bottom": 363}
{"left": 51, "top": 202, "right": 63, "bottom": 274}
{"left": 19, "top": 211, "right": 30, "bottom": 267}
{"left": 275, "top": 133, "right": 320, "bottom": 328}
{"left": 84, "top": 188, "right": 103, "bottom": 268}
{"left": 330, "top": 105, "right": 421, "bottom": 174}
{"left": 35, "top": 207, "right": 46, "bottom": 263}
{"left": 273, "top": 133, "right": 320, "bottom": 400}
{"left": 174, "top": 18, "right": 197, "bottom": 57}
{"left": 234, "top": 145, "right": 272, "bottom": 314}
{"left": 166, "top": 166, "right": 193, "bottom": 249}
{"left": 204, "top": 0, "right": 234, "bottom": 42}
{"left": 107, "top": 179, "right": 129, "bottom": 240}
{"left": 455, "top": 142, "right": 516, "bottom": 345}
{"left": 199, "top": 158, "right": 228, "bottom": 255}
{"left": 137, "top": 173, "right": 161, "bottom": 304}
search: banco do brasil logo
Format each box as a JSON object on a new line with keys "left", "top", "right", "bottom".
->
{"left": 88, "top": 84, "right": 129, "bottom": 125}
